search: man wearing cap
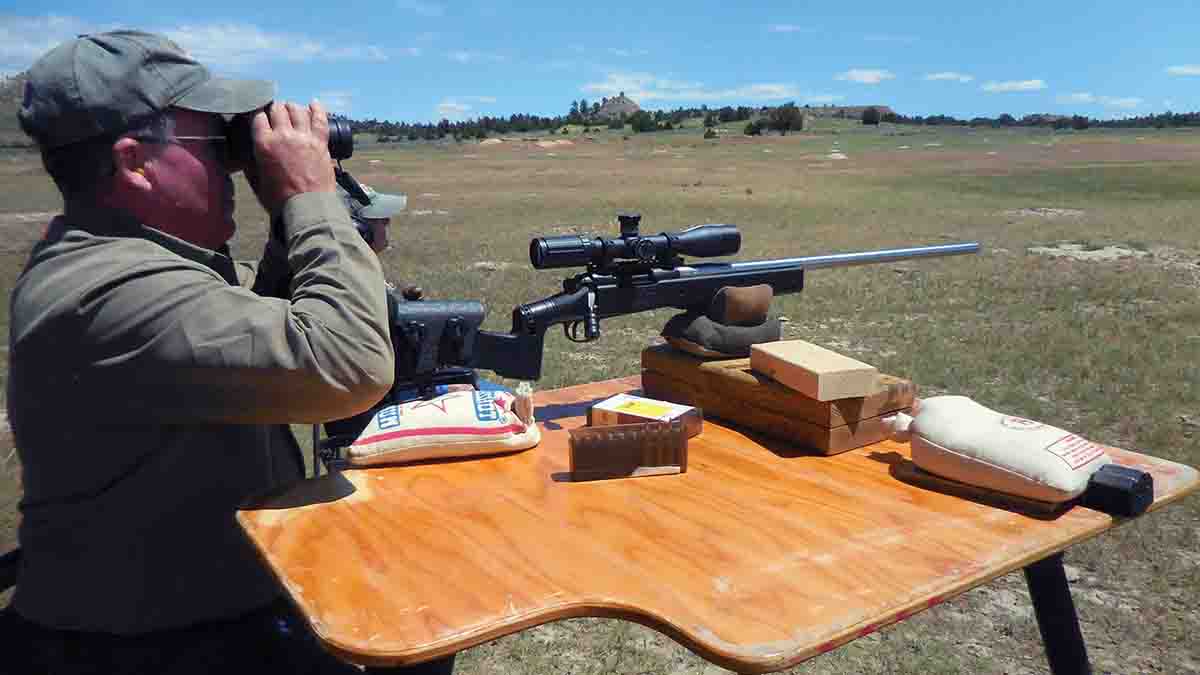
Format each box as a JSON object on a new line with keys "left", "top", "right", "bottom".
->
{"left": 341, "top": 183, "right": 407, "bottom": 254}
{"left": 2, "top": 30, "right": 453, "bottom": 674}
{"left": 341, "top": 183, "right": 426, "bottom": 303}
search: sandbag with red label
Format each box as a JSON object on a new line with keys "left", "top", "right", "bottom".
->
{"left": 884, "top": 396, "right": 1110, "bottom": 503}
{"left": 347, "top": 387, "right": 539, "bottom": 467}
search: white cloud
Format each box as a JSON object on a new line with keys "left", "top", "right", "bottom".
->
{"left": 315, "top": 91, "right": 354, "bottom": 114}
{"left": 1054, "top": 92, "right": 1141, "bottom": 109}
{"left": 0, "top": 15, "right": 119, "bottom": 73}
{"left": 1056, "top": 92, "right": 1095, "bottom": 104}
{"left": 0, "top": 16, "right": 407, "bottom": 74}
{"left": 607, "top": 48, "right": 649, "bottom": 57}
{"left": 1102, "top": 97, "right": 1141, "bottom": 109}
{"left": 581, "top": 71, "right": 829, "bottom": 104}
{"left": 449, "top": 50, "right": 505, "bottom": 64}
{"left": 805, "top": 94, "right": 845, "bottom": 104}
{"left": 164, "top": 24, "right": 397, "bottom": 69}
{"left": 1166, "top": 65, "right": 1200, "bottom": 76}
{"left": 768, "top": 24, "right": 813, "bottom": 33}
{"left": 982, "top": 79, "right": 1046, "bottom": 92}
{"left": 397, "top": 0, "right": 445, "bottom": 17}
{"left": 436, "top": 101, "right": 471, "bottom": 120}
{"left": 925, "top": 71, "right": 973, "bottom": 83}
{"left": 835, "top": 69, "right": 895, "bottom": 85}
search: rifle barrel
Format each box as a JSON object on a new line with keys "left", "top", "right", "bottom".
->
{"left": 719, "top": 242, "right": 981, "bottom": 274}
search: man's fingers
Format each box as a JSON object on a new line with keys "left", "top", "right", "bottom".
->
{"left": 269, "top": 101, "right": 291, "bottom": 130}
{"left": 249, "top": 109, "right": 271, "bottom": 146}
{"left": 309, "top": 100, "right": 329, "bottom": 142}
{"left": 286, "top": 102, "right": 309, "bottom": 133}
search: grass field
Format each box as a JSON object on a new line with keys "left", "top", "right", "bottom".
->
{"left": 2, "top": 120, "right": 1198, "bottom": 674}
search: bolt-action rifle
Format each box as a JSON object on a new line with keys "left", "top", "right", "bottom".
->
{"left": 319, "top": 212, "right": 980, "bottom": 452}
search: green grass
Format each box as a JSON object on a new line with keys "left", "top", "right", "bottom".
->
{"left": 2, "top": 125, "right": 1199, "bottom": 673}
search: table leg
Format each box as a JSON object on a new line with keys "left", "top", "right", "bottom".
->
{"left": 1023, "top": 553, "right": 1091, "bottom": 675}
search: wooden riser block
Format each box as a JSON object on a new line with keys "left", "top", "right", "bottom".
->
{"left": 750, "top": 339, "right": 879, "bottom": 401}
{"left": 641, "top": 345, "right": 915, "bottom": 456}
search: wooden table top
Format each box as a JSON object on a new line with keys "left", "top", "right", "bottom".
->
{"left": 237, "top": 376, "right": 1200, "bottom": 672}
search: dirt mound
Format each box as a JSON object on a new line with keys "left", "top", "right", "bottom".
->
{"left": 479, "top": 138, "right": 503, "bottom": 146}
{"left": 1007, "top": 207, "right": 1084, "bottom": 219}
{"left": 1028, "top": 242, "right": 1148, "bottom": 261}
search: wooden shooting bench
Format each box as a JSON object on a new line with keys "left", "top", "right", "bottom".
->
{"left": 237, "top": 376, "right": 1199, "bottom": 674}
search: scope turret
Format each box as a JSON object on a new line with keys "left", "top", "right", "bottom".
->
{"left": 530, "top": 216, "right": 741, "bottom": 270}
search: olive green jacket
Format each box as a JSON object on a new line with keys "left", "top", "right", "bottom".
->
{"left": 7, "top": 191, "right": 394, "bottom": 633}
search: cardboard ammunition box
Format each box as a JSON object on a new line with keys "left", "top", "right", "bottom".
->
{"left": 587, "top": 393, "right": 703, "bottom": 439}
{"left": 569, "top": 420, "right": 689, "bottom": 481}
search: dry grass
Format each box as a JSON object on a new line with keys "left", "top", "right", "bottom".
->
{"left": 1, "top": 125, "right": 1198, "bottom": 673}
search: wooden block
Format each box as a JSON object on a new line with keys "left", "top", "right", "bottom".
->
{"left": 750, "top": 340, "right": 879, "bottom": 401}
{"left": 642, "top": 345, "right": 913, "bottom": 427}
{"left": 641, "top": 345, "right": 914, "bottom": 455}
{"left": 569, "top": 420, "right": 688, "bottom": 481}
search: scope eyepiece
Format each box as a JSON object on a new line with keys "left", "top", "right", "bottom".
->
{"left": 529, "top": 223, "right": 741, "bottom": 270}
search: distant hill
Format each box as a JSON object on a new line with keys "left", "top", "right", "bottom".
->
{"left": 803, "top": 104, "right": 895, "bottom": 119}
{"left": 595, "top": 94, "right": 640, "bottom": 120}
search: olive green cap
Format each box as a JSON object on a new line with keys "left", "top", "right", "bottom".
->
{"left": 19, "top": 30, "right": 275, "bottom": 149}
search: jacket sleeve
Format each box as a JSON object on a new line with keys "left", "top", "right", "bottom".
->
{"left": 73, "top": 192, "right": 395, "bottom": 424}
{"left": 232, "top": 221, "right": 295, "bottom": 299}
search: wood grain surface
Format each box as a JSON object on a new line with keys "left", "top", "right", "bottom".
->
{"left": 237, "top": 376, "right": 1199, "bottom": 672}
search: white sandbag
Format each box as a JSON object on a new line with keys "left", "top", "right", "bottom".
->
{"left": 885, "top": 396, "right": 1110, "bottom": 503}
{"left": 347, "top": 388, "right": 539, "bottom": 467}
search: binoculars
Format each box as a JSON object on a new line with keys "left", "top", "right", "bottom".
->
{"left": 226, "top": 109, "right": 354, "bottom": 166}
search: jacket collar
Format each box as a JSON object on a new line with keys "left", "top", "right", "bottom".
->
{"left": 56, "top": 205, "right": 239, "bottom": 284}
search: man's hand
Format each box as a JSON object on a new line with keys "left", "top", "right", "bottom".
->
{"left": 247, "top": 101, "right": 336, "bottom": 216}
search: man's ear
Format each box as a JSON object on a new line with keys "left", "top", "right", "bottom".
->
{"left": 112, "top": 137, "right": 152, "bottom": 192}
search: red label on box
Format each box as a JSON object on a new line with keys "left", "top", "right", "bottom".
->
{"left": 1045, "top": 434, "right": 1106, "bottom": 470}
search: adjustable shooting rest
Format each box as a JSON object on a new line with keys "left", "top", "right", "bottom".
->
{"left": 238, "top": 376, "right": 1198, "bottom": 674}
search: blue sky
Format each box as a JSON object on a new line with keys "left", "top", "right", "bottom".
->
{"left": 2, "top": 3, "right": 1198, "bottom": 123}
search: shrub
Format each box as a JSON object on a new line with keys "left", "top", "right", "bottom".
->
{"left": 704, "top": 128, "right": 717, "bottom": 139}
{"left": 744, "top": 120, "right": 763, "bottom": 136}
{"left": 862, "top": 107, "right": 881, "bottom": 125}
{"left": 629, "top": 111, "right": 657, "bottom": 133}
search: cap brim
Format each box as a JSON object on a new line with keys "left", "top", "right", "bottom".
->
{"left": 357, "top": 193, "right": 408, "bottom": 218}
{"left": 174, "top": 77, "right": 275, "bottom": 115}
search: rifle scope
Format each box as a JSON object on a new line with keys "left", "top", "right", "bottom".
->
{"left": 530, "top": 219, "right": 741, "bottom": 270}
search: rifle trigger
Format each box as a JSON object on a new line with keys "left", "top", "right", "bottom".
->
{"left": 444, "top": 317, "right": 466, "bottom": 360}
{"left": 401, "top": 321, "right": 425, "bottom": 351}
